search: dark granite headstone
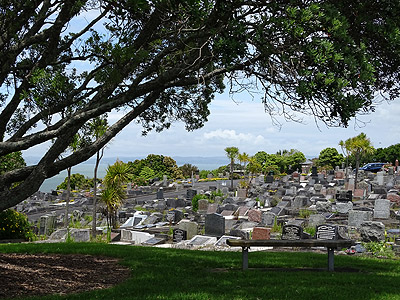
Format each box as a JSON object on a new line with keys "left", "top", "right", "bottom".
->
{"left": 316, "top": 224, "right": 338, "bottom": 240}
{"left": 205, "top": 213, "right": 225, "bottom": 237}
{"left": 186, "top": 189, "right": 197, "bottom": 200}
{"left": 336, "top": 190, "right": 352, "bottom": 202}
{"left": 265, "top": 175, "right": 274, "bottom": 183}
{"left": 173, "top": 228, "right": 187, "bottom": 243}
{"left": 156, "top": 188, "right": 164, "bottom": 199}
{"left": 270, "top": 206, "right": 284, "bottom": 216}
{"left": 281, "top": 224, "right": 303, "bottom": 240}
{"left": 311, "top": 166, "right": 318, "bottom": 176}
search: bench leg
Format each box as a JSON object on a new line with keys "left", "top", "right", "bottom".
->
{"left": 327, "top": 247, "right": 334, "bottom": 271}
{"left": 242, "top": 247, "right": 249, "bottom": 270}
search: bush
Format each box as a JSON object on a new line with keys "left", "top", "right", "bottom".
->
{"left": 191, "top": 194, "right": 204, "bottom": 212}
{"left": 57, "top": 173, "right": 96, "bottom": 190}
{"left": 0, "top": 209, "right": 35, "bottom": 241}
{"left": 299, "top": 209, "right": 312, "bottom": 218}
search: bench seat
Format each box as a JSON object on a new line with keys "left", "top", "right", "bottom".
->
{"left": 227, "top": 239, "right": 355, "bottom": 271}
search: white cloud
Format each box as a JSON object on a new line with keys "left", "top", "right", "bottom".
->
{"left": 203, "top": 129, "right": 265, "bottom": 144}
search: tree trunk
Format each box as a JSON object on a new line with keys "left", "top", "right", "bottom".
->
{"left": 64, "top": 167, "right": 71, "bottom": 228}
{"left": 91, "top": 151, "right": 100, "bottom": 237}
{"left": 230, "top": 158, "right": 234, "bottom": 190}
{"left": 354, "top": 153, "right": 360, "bottom": 190}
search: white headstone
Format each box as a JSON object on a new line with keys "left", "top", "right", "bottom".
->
{"left": 374, "top": 199, "right": 390, "bottom": 219}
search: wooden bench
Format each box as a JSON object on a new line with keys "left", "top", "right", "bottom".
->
{"left": 226, "top": 239, "right": 355, "bottom": 271}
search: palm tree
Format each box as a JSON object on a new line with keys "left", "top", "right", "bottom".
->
{"left": 225, "top": 147, "right": 239, "bottom": 190}
{"left": 247, "top": 156, "right": 262, "bottom": 186}
{"left": 88, "top": 117, "right": 108, "bottom": 237}
{"left": 238, "top": 152, "right": 250, "bottom": 173}
{"left": 101, "top": 160, "right": 131, "bottom": 228}
{"left": 340, "top": 133, "right": 375, "bottom": 189}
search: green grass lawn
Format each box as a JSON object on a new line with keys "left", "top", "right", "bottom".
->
{"left": 1, "top": 243, "right": 400, "bottom": 300}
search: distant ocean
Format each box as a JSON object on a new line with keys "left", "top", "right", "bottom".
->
{"left": 36, "top": 156, "right": 228, "bottom": 192}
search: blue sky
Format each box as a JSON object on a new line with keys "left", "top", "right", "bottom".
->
{"left": 23, "top": 89, "right": 398, "bottom": 161}
{"left": 92, "top": 90, "right": 399, "bottom": 159}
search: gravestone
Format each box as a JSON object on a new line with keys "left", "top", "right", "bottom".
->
{"left": 387, "top": 192, "right": 400, "bottom": 205}
{"left": 277, "top": 200, "right": 291, "bottom": 208}
{"left": 173, "top": 228, "right": 187, "bottom": 243}
{"left": 292, "top": 196, "right": 309, "bottom": 208}
{"left": 197, "top": 199, "right": 209, "bottom": 213}
{"left": 316, "top": 200, "right": 332, "bottom": 212}
{"left": 69, "top": 229, "right": 90, "bottom": 242}
{"left": 252, "top": 227, "right": 271, "bottom": 240}
{"left": 245, "top": 200, "right": 257, "bottom": 208}
{"left": 205, "top": 213, "right": 225, "bottom": 237}
{"left": 166, "top": 210, "right": 183, "bottom": 224}
{"left": 186, "top": 189, "right": 197, "bottom": 200}
{"left": 374, "top": 199, "right": 390, "bottom": 219}
{"left": 120, "top": 229, "right": 132, "bottom": 242}
{"left": 281, "top": 224, "right": 303, "bottom": 240}
{"left": 221, "top": 210, "right": 234, "bottom": 217}
{"left": 156, "top": 188, "right": 164, "bottom": 199}
{"left": 142, "top": 237, "right": 165, "bottom": 246}
{"left": 207, "top": 203, "right": 219, "bottom": 214}
{"left": 188, "top": 235, "right": 217, "bottom": 246}
{"left": 377, "top": 172, "right": 385, "bottom": 185}
{"left": 178, "top": 220, "right": 198, "bottom": 240}
{"left": 360, "top": 221, "right": 385, "bottom": 242}
{"left": 265, "top": 175, "right": 274, "bottom": 183}
{"left": 308, "top": 214, "right": 325, "bottom": 227}
{"left": 39, "top": 215, "right": 56, "bottom": 236}
{"left": 166, "top": 198, "right": 178, "bottom": 208}
{"left": 336, "top": 190, "right": 352, "bottom": 202}
{"left": 336, "top": 201, "right": 353, "bottom": 214}
{"left": 270, "top": 206, "right": 284, "bottom": 216}
{"left": 247, "top": 209, "right": 262, "bottom": 223}
{"left": 348, "top": 210, "right": 373, "bottom": 227}
{"left": 314, "top": 184, "right": 323, "bottom": 193}
{"left": 131, "top": 231, "right": 155, "bottom": 244}
{"left": 316, "top": 224, "right": 338, "bottom": 240}
{"left": 353, "top": 189, "right": 365, "bottom": 199}
{"left": 237, "top": 188, "right": 247, "bottom": 198}
{"left": 261, "top": 212, "right": 276, "bottom": 226}
{"left": 236, "top": 206, "right": 249, "bottom": 217}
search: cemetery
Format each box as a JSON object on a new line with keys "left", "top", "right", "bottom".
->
{"left": 13, "top": 164, "right": 400, "bottom": 264}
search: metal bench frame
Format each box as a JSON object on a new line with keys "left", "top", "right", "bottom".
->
{"left": 227, "top": 239, "right": 355, "bottom": 271}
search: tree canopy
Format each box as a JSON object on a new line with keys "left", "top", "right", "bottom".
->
{"left": 318, "top": 147, "right": 344, "bottom": 169}
{"left": 1, "top": 1, "right": 400, "bottom": 210}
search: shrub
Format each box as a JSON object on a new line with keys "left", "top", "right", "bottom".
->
{"left": 191, "top": 194, "right": 204, "bottom": 212}
{"left": 299, "top": 209, "right": 312, "bottom": 219}
{"left": 362, "top": 241, "right": 395, "bottom": 258}
{"left": 304, "top": 226, "right": 316, "bottom": 237}
{"left": 270, "top": 196, "right": 280, "bottom": 207}
{"left": 0, "top": 209, "right": 35, "bottom": 241}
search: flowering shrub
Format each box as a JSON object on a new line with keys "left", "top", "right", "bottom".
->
{"left": 198, "top": 177, "right": 228, "bottom": 182}
{"left": 0, "top": 209, "right": 35, "bottom": 241}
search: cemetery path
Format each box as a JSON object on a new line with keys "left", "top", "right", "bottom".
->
{"left": 0, "top": 253, "right": 131, "bottom": 299}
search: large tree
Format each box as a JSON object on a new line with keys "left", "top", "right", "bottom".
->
{"left": 1, "top": 1, "right": 400, "bottom": 210}
{"left": 318, "top": 147, "right": 344, "bottom": 170}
